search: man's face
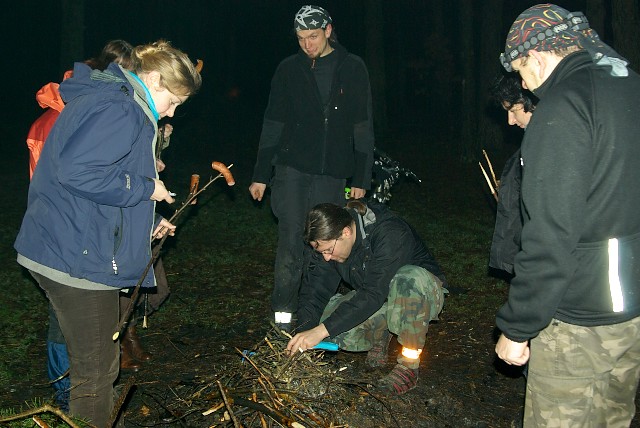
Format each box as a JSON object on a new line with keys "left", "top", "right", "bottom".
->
{"left": 511, "top": 54, "right": 541, "bottom": 91}
{"left": 312, "top": 227, "right": 354, "bottom": 263}
{"left": 502, "top": 102, "right": 533, "bottom": 129}
{"left": 296, "top": 26, "right": 332, "bottom": 59}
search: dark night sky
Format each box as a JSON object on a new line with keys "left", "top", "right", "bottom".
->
{"left": 3, "top": 0, "right": 591, "bottom": 165}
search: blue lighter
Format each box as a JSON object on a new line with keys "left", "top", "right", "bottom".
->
{"left": 312, "top": 341, "right": 339, "bottom": 351}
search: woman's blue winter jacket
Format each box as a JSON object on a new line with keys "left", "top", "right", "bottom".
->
{"left": 15, "top": 62, "right": 159, "bottom": 288}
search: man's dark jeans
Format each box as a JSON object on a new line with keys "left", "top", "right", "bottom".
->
{"left": 270, "top": 165, "right": 345, "bottom": 314}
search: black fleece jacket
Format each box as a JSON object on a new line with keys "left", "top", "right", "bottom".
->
{"left": 496, "top": 51, "right": 640, "bottom": 342}
{"left": 297, "top": 202, "right": 447, "bottom": 337}
{"left": 251, "top": 43, "right": 374, "bottom": 189}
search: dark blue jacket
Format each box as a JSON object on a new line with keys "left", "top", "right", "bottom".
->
{"left": 15, "top": 62, "right": 159, "bottom": 288}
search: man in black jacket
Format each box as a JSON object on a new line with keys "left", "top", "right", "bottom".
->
{"left": 249, "top": 5, "right": 374, "bottom": 331}
{"left": 287, "top": 200, "right": 447, "bottom": 395}
{"left": 496, "top": 4, "right": 640, "bottom": 426}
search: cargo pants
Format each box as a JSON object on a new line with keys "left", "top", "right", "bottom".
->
{"left": 320, "top": 265, "right": 445, "bottom": 369}
{"left": 524, "top": 316, "right": 640, "bottom": 427}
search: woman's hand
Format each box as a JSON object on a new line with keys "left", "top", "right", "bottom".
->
{"left": 150, "top": 178, "right": 175, "bottom": 203}
{"left": 161, "top": 124, "right": 173, "bottom": 139}
{"left": 153, "top": 218, "right": 176, "bottom": 239}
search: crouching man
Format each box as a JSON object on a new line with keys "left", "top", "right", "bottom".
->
{"left": 286, "top": 200, "right": 448, "bottom": 394}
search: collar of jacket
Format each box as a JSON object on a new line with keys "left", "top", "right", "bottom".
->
{"left": 297, "top": 41, "right": 348, "bottom": 68}
{"left": 117, "top": 65, "right": 160, "bottom": 128}
{"left": 349, "top": 205, "right": 377, "bottom": 250}
{"left": 533, "top": 50, "right": 591, "bottom": 99}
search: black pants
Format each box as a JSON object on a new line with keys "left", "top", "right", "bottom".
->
{"left": 270, "top": 166, "right": 345, "bottom": 313}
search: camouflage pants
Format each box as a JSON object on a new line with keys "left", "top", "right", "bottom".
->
{"left": 524, "top": 316, "right": 640, "bottom": 427}
{"left": 320, "top": 265, "right": 445, "bottom": 369}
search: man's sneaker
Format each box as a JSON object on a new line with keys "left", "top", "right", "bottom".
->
{"left": 376, "top": 364, "right": 419, "bottom": 395}
{"left": 365, "top": 329, "right": 392, "bottom": 368}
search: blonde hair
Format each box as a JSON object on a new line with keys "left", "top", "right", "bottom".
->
{"left": 130, "top": 40, "right": 202, "bottom": 96}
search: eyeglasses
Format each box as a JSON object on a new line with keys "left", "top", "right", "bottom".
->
{"left": 317, "top": 238, "right": 338, "bottom": 256}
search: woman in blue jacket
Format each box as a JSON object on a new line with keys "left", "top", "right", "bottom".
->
{"left": 14, "top": 40, "right": 201, "bottom": 426}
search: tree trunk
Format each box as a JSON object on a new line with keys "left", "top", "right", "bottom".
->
{"left": 364, "top": 0, "right": 388, "bottom": 142}
{"left": 60, "top": 0, "right": 84, "bottom": 73}
{"left": 424, "top": 0, "right": 455, "bottom": 138}
{"left": 458, "top": 0, "right": 476, "bottom": 161}
{"left": 479, "top": 0, "right": 504, "bottom": 152}
{"left": 612, "top": 0, "right": 640, "bottom": 73}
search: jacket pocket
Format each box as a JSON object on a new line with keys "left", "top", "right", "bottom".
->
{"left": 569, "top": 232, "right": 640, "bottom": 314}
{"left": 111, "top": 208, "right": 123, "bottom": 275}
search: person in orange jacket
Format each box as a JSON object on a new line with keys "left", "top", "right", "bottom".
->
{"left": 26, "top": 40, "right": 134, "bottom": 179}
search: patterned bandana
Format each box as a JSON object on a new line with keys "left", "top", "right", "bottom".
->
{"left": 500, "top": 3, "right": 628, "bottom": 75}
{"left": 294, "top": 5, "right": 332, "bottom": 31}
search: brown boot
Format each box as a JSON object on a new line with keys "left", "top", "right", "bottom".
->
{"left": 120, "top": 336, "right": 142, "bottom": 371}
{"left": 125, "top": 326, "right": 152, "bottom": 361}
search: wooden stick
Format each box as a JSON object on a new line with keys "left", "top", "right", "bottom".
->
{"left": 482, "top": 149, "right": 498, "bottom": 188}
{"left": 202, "top": 402, "right": 225, "bottom": 416}
{"left": 217, "top": 381, "right": 240, "bottom": 428}
{"left": 114, "top": 165, "right": 234, "bottom": 340}
{"left": 0, "top": 405, "right": 80, "bottom": 428}
{"left": 479, "top": 162, "right": 498, "bottom": 201}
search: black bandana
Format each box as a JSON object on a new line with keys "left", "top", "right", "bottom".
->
{"left": 294, "top": 5, "right": 332, "bottom": 31}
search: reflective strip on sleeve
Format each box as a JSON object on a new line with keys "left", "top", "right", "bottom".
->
{"left": 608, "top": 238, "right": 624, "bottom": 312}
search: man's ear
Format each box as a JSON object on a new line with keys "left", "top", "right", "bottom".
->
{"left": 528, "top": 50, "right": 547, "bottom": 79}
{"left": 342, "top": 225, "right": 352, "bottom": 238}
{"left": 324, "top": 24, "right": 333, "bottom": 39}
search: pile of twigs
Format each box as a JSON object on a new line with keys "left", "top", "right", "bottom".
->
{"left": 140, "top": 327, "right": 370, "bottom": 427}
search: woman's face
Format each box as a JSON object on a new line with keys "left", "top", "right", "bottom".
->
{"left": 150, "top": 86, "right": 188, "bottom": 119}
{"left": 142, "top": 71, "right": 188, "bottom": 119}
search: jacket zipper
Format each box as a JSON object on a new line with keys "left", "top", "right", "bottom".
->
{"left": 112, "top": 208, "right": 123, "bottom": 275}
{"left": 320, "top": 58, "right": 347, "bottom": 174}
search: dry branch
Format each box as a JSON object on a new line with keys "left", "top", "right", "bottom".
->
{"left": 0, "top": 404, "right": 82, "bottom": 428}
{"left": 479, "top": 150, "right": 499, "bottom": 201}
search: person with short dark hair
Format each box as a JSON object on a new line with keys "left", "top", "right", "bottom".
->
{"left": 495, "top": 4, "right": 640, "bottom": 425}
{"left": 488, "top": 74, "right": 536, "bottom": 276}
{"left": 287, "top": 200, "right": 447, "bottom": 395}
{"left": 248, "top": 5, "right": 375, "bottom": 331}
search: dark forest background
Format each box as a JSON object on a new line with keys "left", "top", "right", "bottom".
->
{"left": 2, "top": 0, "right": 640, "bottom": 169}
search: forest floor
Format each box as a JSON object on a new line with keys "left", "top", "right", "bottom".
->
{"left": 1, "top": 127, "right": 638, "bottom": 427}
